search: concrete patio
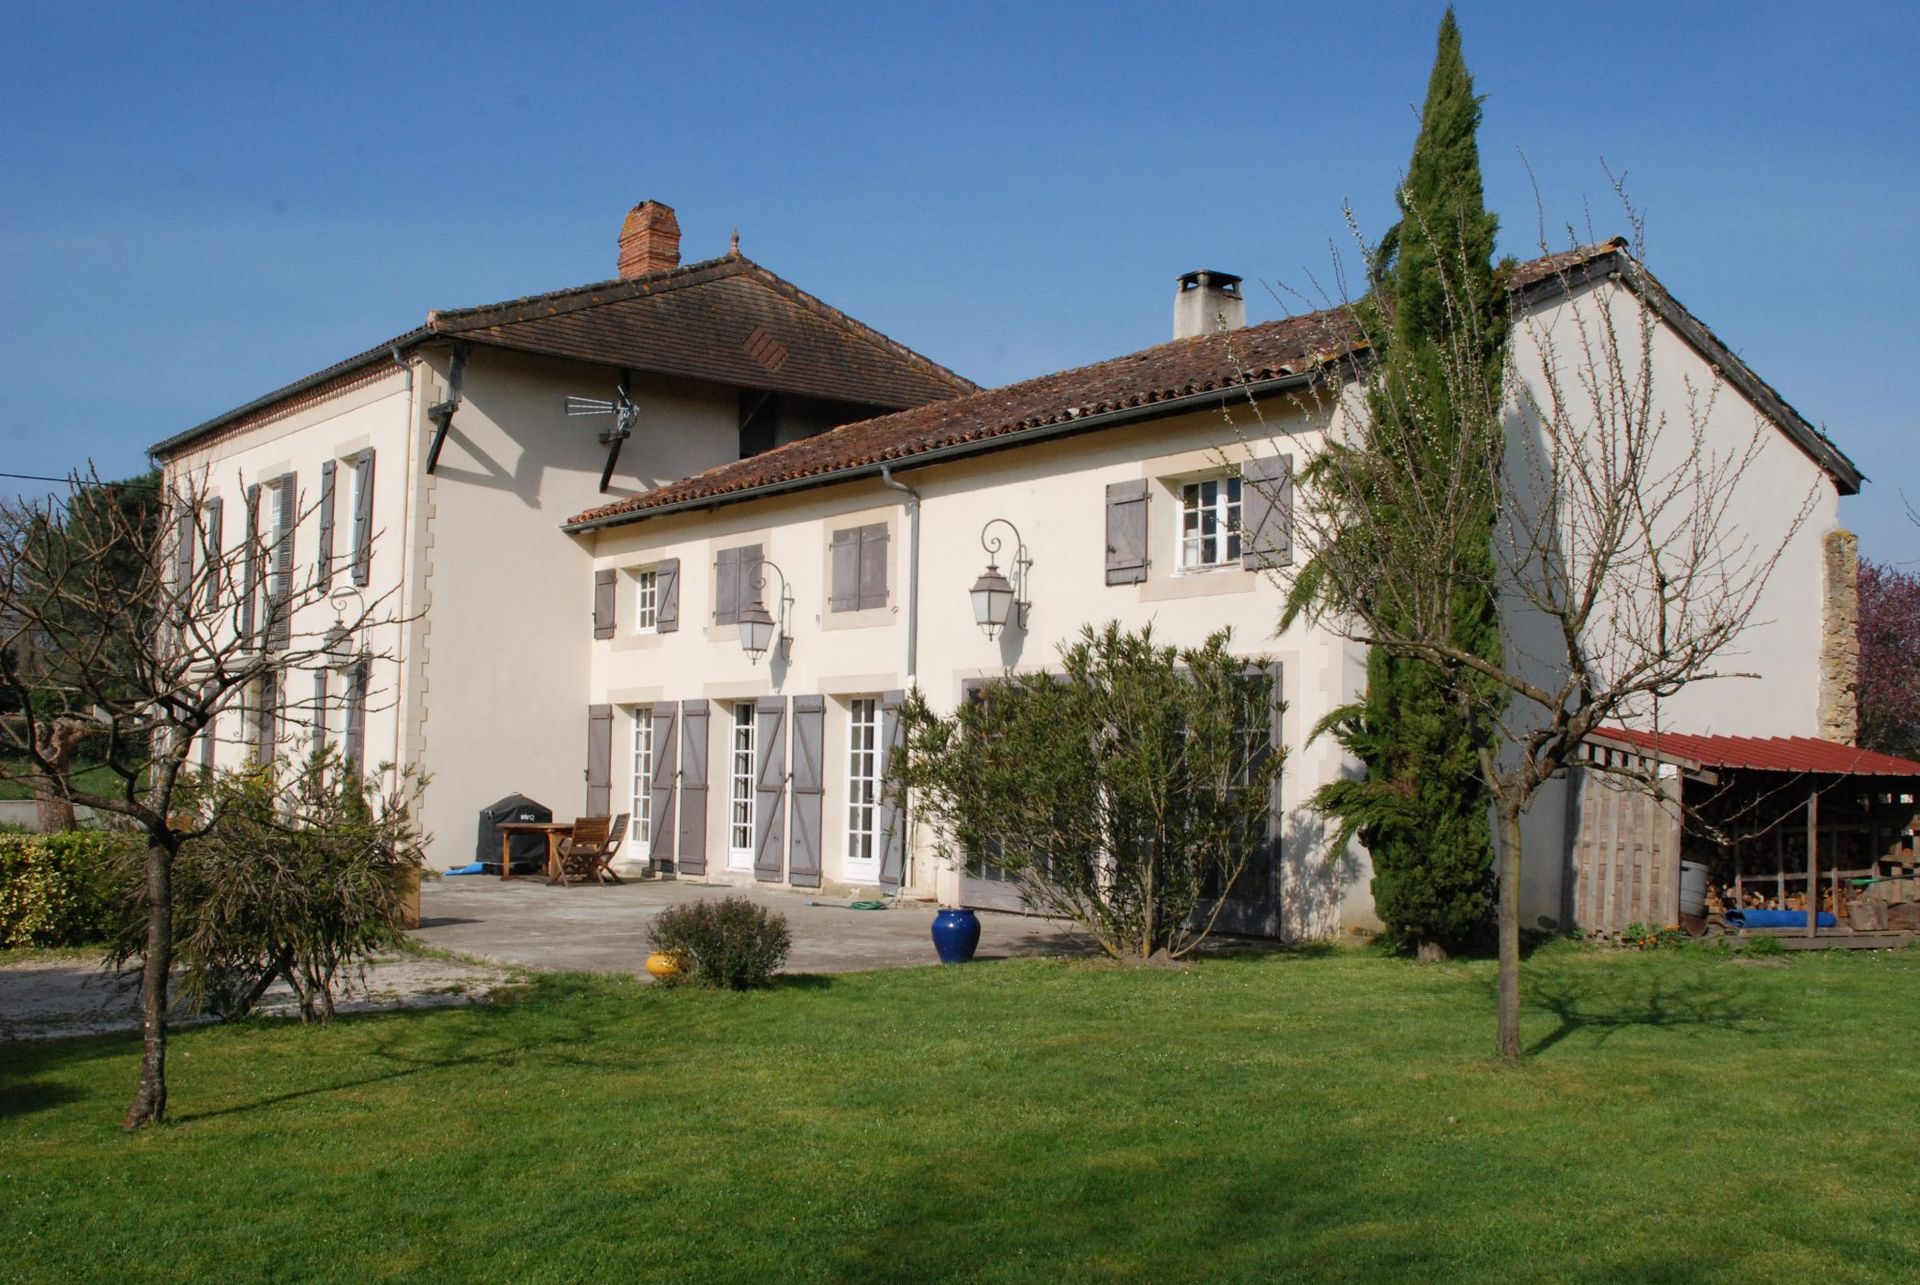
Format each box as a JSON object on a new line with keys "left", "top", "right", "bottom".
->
{"left": 411, "top": 875, "right": 1096, "bottom": 975}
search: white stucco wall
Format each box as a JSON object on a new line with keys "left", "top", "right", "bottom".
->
{"left": 159, "top": 365, "right": 418, "bottom": 788}
{"left": 407, "top": 346, "right": 744, "bottom": 865}
{"left": 1501, "top": 276, "right": 1844, "bottom": 924}
{"left": 589, "top": 398, "right": 1378, "bottom": 938}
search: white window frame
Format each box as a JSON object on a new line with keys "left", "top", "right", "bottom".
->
{"left": 630, "top": 706, "right": 653, "bottom": 845}
{"left": 728, "top": 701, "right": 756, "bottom": 870}
{"left": 844, "top": 697, "right": 880, "bottom": 880}
{"left": 1178, "top": 474, "right": 1242, "bottom": 571}
{"left": 634, "top": 568, "right": 659, "bottom": 633}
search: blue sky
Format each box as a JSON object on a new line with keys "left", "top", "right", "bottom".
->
{"left": 3, "top": 1, "right": 1915, "bottom": 559}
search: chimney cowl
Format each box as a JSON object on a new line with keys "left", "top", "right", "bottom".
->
{"left": 1173, "top": 269, "right": 1246, "bottom": 340}
{"left": 617, "top": 200, "right": 682, "bottom": 279}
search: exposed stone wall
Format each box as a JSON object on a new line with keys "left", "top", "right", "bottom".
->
{"left": 1819, "top": 528, "right": 1860, "bottom": 744}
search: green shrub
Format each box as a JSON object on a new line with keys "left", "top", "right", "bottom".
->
{"left": 1619, "top": 922, "right": 1689, "bottom": 951}
{"left": 0, "top": 830, "right": 136, "bottom": 946}
{"left": 648, "top": 896, "right": 792, "bottom": 990}
{"left": 109, "top": 750, "right": 429, "bottom": 1023}
{"left": 1739, "top": 933, "right": 1787, "bottom": 958}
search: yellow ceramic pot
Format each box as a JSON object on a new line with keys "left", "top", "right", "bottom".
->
{"left": 645, "top": 951, "right": 681, "bottom": 980}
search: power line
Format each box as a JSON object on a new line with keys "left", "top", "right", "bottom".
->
{"left": 1, "top": 471, "right": 156, "bottom": 486}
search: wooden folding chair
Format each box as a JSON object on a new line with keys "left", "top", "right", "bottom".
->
{"left": 551, "top": 815, "right": 628, "bottom": 886}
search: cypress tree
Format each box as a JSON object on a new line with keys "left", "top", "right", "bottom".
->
{"left": 1307, "top": 8, "right": 1506, "bottom": 957}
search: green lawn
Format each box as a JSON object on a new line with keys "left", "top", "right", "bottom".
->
{"left": 0, "top": 760, "right": 133, "bottom": 802}
{"left": 3, "top": 944, "right": 1917, "bottom": 1282}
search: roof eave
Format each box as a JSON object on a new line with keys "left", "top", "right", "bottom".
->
{"left": 562, "top": 367, "right": 1325, "bottom": 535}
{"left": 148, "top": 328, "right": 434, "bottom": 459}
{"left": 1515, "top": 249, "right": 1865, "bottom": 496}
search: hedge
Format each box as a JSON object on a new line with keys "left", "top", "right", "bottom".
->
{"left": 0, "top": 831, "right": 136, "bottom": 947}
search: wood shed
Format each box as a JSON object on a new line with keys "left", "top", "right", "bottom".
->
{"left": 1566, "top": 730, "right": 1920, "bottom": 948}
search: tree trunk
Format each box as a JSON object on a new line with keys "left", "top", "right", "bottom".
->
{"left": 31, "top": 718, "right": 86, "bottom": 833}
{"left": 122, "top": 835, "right": 175, "bottom": 1130}
{"left": 1495, "top": 803, "right": 1524, "bottom": 1061}
{"left": 34, "top": 789, "right": 76, "bottom": 834}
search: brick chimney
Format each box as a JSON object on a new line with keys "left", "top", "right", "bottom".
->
{"left": 617, "top": 201, "right": 681, "bottom": 279}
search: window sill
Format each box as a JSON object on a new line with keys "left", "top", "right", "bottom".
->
{"left": 821, "top": 604, "right": 898, "bottom": 632}
{"left": 611, "top": 632, "right": 667, "bottom": 653}
{"left": 1139, "top": 567, "right": 1258, "bottom": 602}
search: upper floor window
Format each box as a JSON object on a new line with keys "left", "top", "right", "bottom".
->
{"left": 829, "top": 523, "right": 889, "bottom": 613}
{"left": 1179, "top": 476, "right": 1242, "bottom": 570}
{"left": 635, "top": 569, "right": 659, "bottom": 632}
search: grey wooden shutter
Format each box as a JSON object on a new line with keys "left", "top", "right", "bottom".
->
{"left": 788, "top": 695, "right": 825, "bottom": 889}
{"left": 586, "top": 703, "right": 614, "bottom": 815}
{"left": 199, "top": 684, "right": 218, "bottom": 772}
{"left": 344, "top": 657, "right": 367, "bottom": 770}
{"left": 1240, "top": 455, "right": 1294, "bottom": 570}
{"left": 829, "top": 528, "right": 859, "bottom": 612}
{"left": 268, "top": 474, "right": 295, "bottom": 651}
{"left": 753, "top": 695, "right": 787, "bottom": 882}
{"left": 593, "top": 570, "right": 616, "bottom": 639}
{"left": 858, "top": 524, "right": 889, "bottom": 610}
{"left": 713, "top": 547, "right": 741, "bottom": 625}
{"left": 677, "top": 700, "right": 709, "bottom": 875}
{"left": 648, "top": 701, "right": 678, "bottom": 873}
{"left": 878, "top": 689, "right": 907, "bottom": 890}
{"left": 202, "top": 497, "right": 223, "bottom": 608}
{"left": 655, "top": 558, "right": 680, "bottom": 633}
{"left": 350, "top": 449, "right": 375, "bottom": 587}
{"left": 241, "top": 484, "right": 261, "bottom": 645}
{"left": 311, "top": 667, "right": 329, "bottom": 754}
{"left": 316, "top": 459, "right": 336, "bottom": 591}
{"left": 1105, "top": 479, "right": 1149, "bottom": 584}
{"left": 173, "top": 507, "right": 196, "bottom": 602}
{"left": 255, "top": 672, "right": 277, "bottom": 763}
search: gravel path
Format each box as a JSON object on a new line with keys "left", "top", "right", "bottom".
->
{"left": 0, "top": 951, "right": 514, "bottom": 1041}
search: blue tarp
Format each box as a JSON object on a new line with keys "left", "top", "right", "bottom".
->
{"left": 1725, "top": 908, "right": 1836, "bottom": 929}
{"left": 445, "top": 863, "right": 486, "bottom": 876}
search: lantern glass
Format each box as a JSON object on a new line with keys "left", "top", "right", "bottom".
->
{"left": 737, "top": 603, "right": 776, "bottom": 658}
{"left": 971, "top": 566, "right": 1014, "bottom": 636}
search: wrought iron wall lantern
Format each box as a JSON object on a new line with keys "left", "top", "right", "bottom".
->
{"left": 971, "top": 518, "right": 1031, "bottom": 641}
{"left": 738, "top": 559, "right": 794, "bottom": 664}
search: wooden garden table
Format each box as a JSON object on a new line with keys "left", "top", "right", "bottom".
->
{"left": 495, "top": 821, "right": 575, "bottom": 882}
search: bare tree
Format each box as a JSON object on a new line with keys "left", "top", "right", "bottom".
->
{"left": 0, "top": 465, "right": 403, "bottom": 1127}
{"left": 1279, "top": 214, "right": 1815, "bottom": 1058}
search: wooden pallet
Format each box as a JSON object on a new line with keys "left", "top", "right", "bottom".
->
{"left": 1732, "top": 927, "right": 1916, "bottom": 951}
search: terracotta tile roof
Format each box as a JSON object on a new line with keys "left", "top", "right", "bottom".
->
{"left": 425, "top": 255, "right": 976, "bottom": 410}
{"left": 566, "top": 307, "right": 1359, "bottom": 528}
{"left": 151, "top": 254, "right": 973, "bottom": 458}
{"left": 568, "top": 238, "right": 1863, "bottom": 531}
{"left": 1594, "top": 728, "right": 1920, "bottom": 777}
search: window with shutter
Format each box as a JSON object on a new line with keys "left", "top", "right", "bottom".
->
{"left": 268, "top": 473, "right": 296, "bottom": 651}
{"left": 241, "top": 484, "right": 261, "bottom": 646}
{"left": 593, "top": 569, "right": 616, "bottom": 639}
{"left": 655, "top": 558, "right": 680, "bottom": 633}
{"left": 829, "top": 523, "right": 889, "bottom": 613}
{"left": 713, "top": 543, "right": 762, "bottom": 626}
{"left": 201, "top": 497, "right": 224, "bottom": 609}
{"left": 316, "top": 460, "right": 336, "bottom": 591}
{"left": 1239, "top": 454, "right": 1294, "bottom": 571}
{"left": 350, "top": 449, "right": 375, "bottom": 587}
{"left": 1104, "top": 479, "right": 1149, "bottom": 585}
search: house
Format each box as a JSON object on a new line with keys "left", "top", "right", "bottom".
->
{"left": 149, "top": 201, "right": 976, "bottom": 860}
{"left": 561, "top": 241, "right": 1864, "bottom": 937}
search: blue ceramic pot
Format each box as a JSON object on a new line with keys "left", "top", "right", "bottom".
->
{"left": 931, "top": 907, "right": 982, "bottom": 964}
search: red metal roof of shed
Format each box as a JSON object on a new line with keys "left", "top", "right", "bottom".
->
{"left": 1593, "top": 728, "right": 1920, "bottom": 777}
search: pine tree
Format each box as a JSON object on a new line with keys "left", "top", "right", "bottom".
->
{"left": 1300, "top": 8, "right": 1506, "bottom": 958}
